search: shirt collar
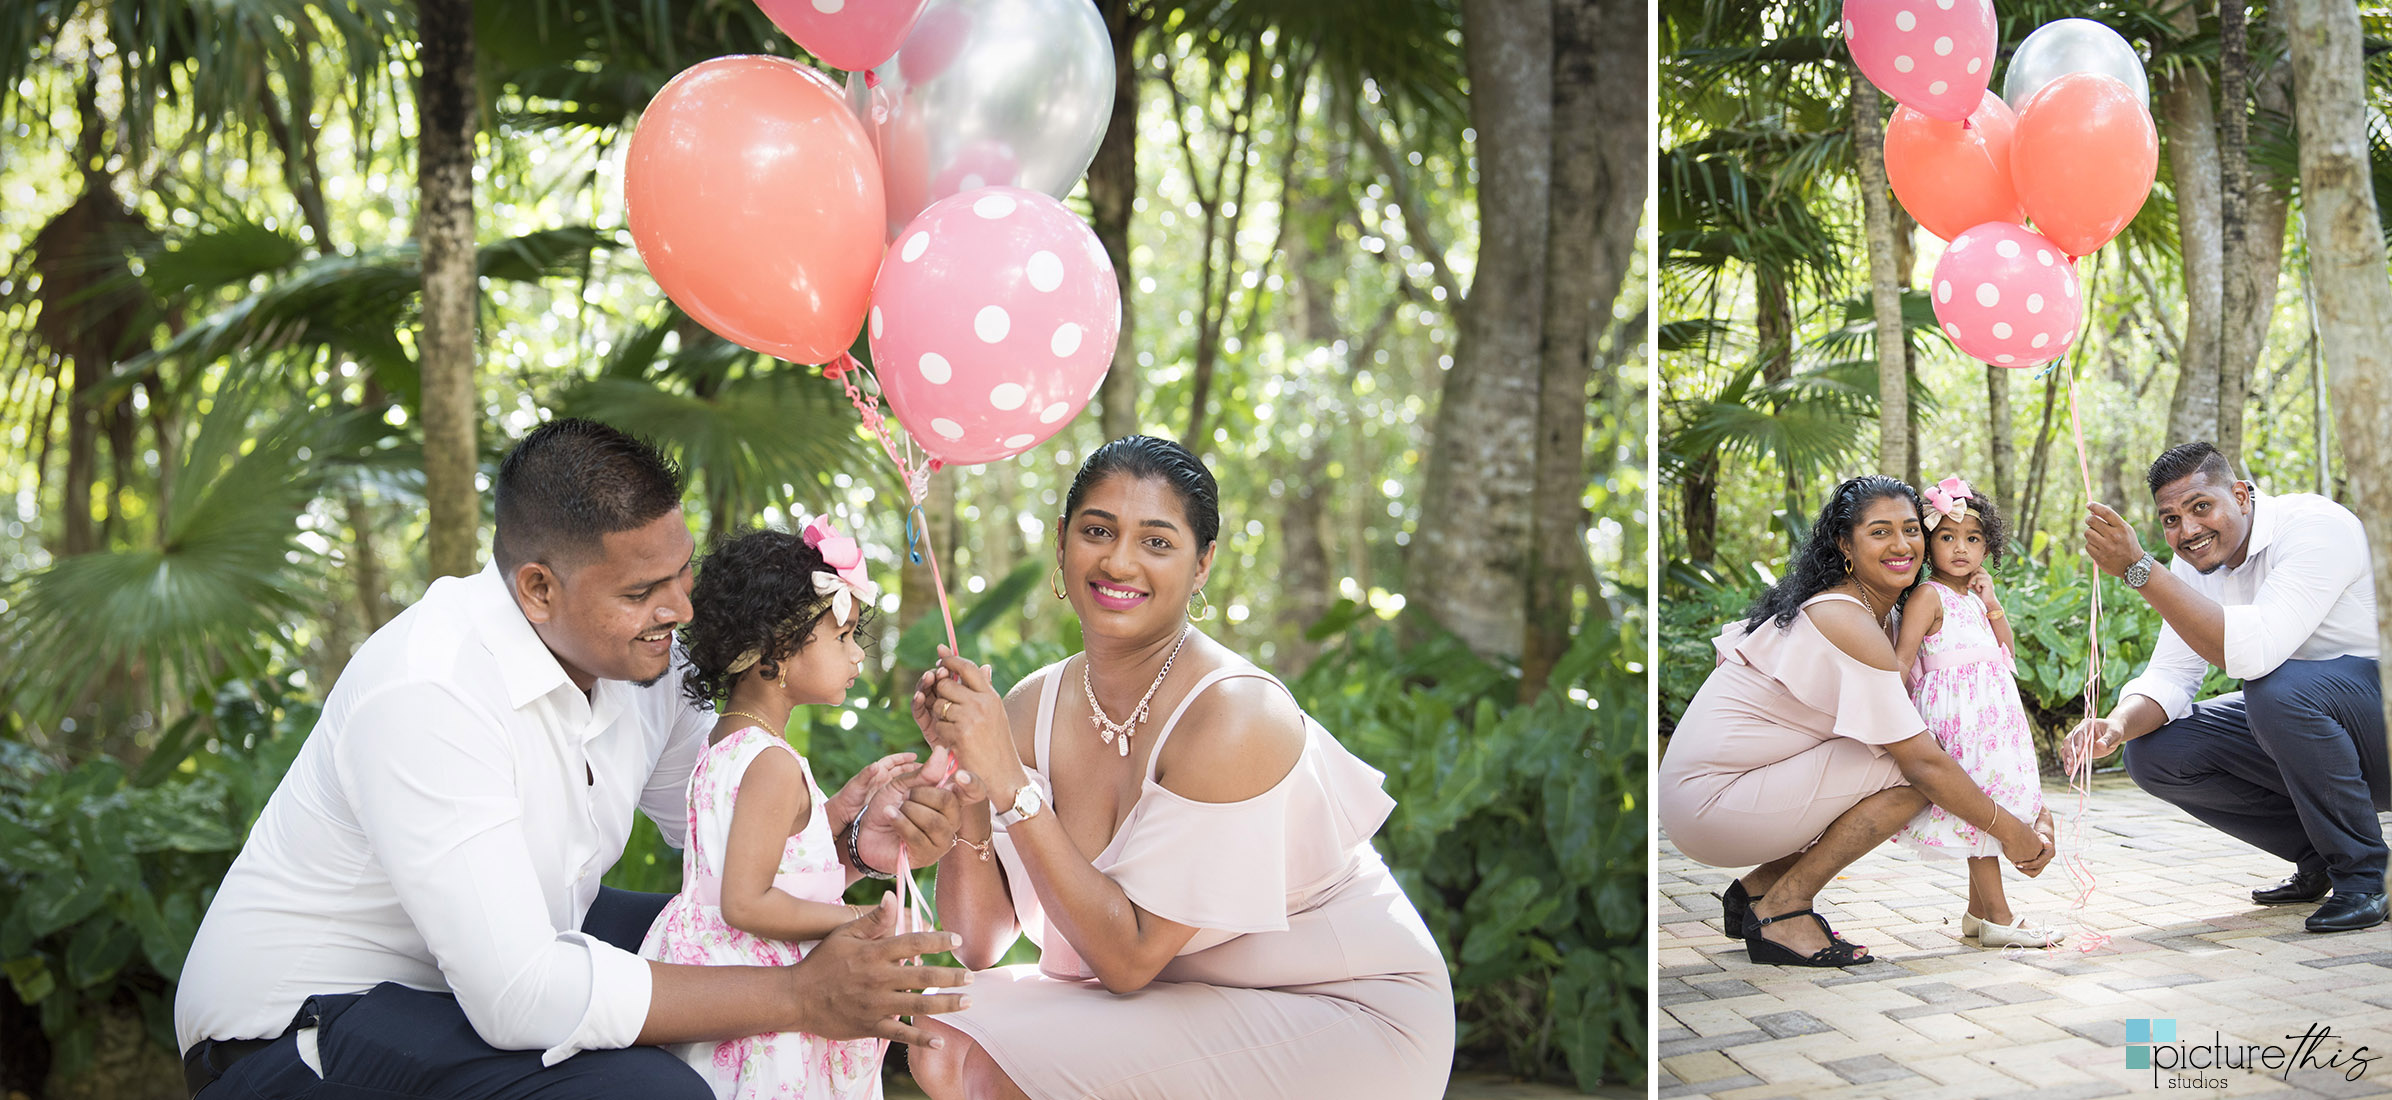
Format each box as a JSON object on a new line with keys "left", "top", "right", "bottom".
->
{"left": 471, "top": 562, "right": 581, "bottom": 711}
{"left": 2234, "top": 489, "right": 2276, "bottom": 568}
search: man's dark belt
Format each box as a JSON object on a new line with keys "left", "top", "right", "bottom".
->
{"left": 181, "top": 1036, "right": 274, "bottom": 1097}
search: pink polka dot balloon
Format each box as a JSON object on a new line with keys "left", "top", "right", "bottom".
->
{"left": 870, "top": 187, "right": 1119, "bottom": 466}
{"left": 1930, "top": 221, "right": 2083, "bottom": 368}
{"left": 1844, "top": 0, "right": 1998, "bottom": 123}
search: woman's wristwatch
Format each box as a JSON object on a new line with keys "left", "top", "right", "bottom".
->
{"left": 995, "top": 781, "right": 1044, "bottom": 827}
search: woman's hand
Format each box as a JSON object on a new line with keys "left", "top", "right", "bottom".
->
{"left": 824, "top": 752, "right": 918, "bottom": 838}
{"left": 927, "top": 649, "right": 1023, "bottom": 795}
{"left": 1997, "top": 806, "right": 2055, "bottom": 877}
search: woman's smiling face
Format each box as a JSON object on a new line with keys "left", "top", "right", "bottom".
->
{"left": 1839, "top": 494, "right": 1922, "bottom": 590}
{"left": 1057, "top": 473, "right": 1215, "bottom": 637}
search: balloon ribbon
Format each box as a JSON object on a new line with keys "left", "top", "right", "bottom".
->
{"left": 825, "top": 352, "right": 961, "bottom": 654}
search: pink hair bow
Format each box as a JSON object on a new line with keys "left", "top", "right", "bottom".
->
{"left": 1922, "top": 476, "right": 1976, "bottom": 531}
{"left": 802, "top": 516, "right": 881, "bottom": 625}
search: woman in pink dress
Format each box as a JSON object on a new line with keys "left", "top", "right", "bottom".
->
{"left": 1657, "top": 476, "right": 2057, "bottom": 967}
{"left": 904, "top": 436, "right": 1453, "bottom": 1100}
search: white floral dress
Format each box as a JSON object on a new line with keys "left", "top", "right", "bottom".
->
{"left": 1895, "top": 581, "right": 2044, "bottom": 858}
{"left": 639, "top": 726, "right": 882, "bottom": 1100}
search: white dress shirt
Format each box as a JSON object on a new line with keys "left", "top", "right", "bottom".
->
{"left": 174, "top": 564, "right": 712, "bottom": 1064}
{"left": 2117, "top": 491, "right": 2380, "bottom": 722}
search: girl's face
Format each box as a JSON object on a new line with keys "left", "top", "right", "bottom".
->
{"left": 773, "top": 611, "right": 866, "bottom": 706}
{"left": 1839, "top": 495, "right": 1922, "bottom": 591}
{"left": 1928, "top": 512, "right": 1989, "bottom": 581}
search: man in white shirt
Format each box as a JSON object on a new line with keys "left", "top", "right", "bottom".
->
{"left": 176, "top": 419, "right": 971, "bottom": 1098}
{"left": 2068, "top": 441, "right": 2388, "bottom": 933}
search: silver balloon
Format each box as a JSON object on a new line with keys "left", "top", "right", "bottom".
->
{"left": 847, "top": 0, "right": 1114, "bottom": 240}
{"left": 2002, "top": 18, "right": 2149, "bottom": 113}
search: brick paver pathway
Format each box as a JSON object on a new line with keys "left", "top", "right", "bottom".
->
{"left": 1659, "top": 776, "right": 2392, "bottom": 1099}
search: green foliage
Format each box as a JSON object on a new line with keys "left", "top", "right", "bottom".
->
{"left": 1292, "top": 612, "right": 1646, "bottom": 1090}
{"left": 0, "top": 677, "right": 313, "bottom": 1075}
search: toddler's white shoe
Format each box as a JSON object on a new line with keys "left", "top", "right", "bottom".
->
{"left": 1972, "top": 912, "right": 2063, "bottom": 948}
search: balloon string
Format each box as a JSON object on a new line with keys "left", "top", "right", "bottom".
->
{"left": 2055, "top": 251, "right": 2111, "bottom": 955}
{"left": 825, "top": 354, "right": 961, "bottom": 654}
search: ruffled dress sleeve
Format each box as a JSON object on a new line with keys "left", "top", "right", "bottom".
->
{"left": 1714, "top": 601, "right": 1924, "bottom": 746}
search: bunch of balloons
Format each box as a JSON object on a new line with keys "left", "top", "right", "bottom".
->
{"left": 621, "top": 0, "right": 1121, "bottom": 469}
{"left": 1847, "top": 3, "right": 2156, "bottom": 368}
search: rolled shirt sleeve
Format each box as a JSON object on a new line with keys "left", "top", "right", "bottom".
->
{"left": 335, "top": 682, "right": 653, "bottom": 1060}
{"left": 2219, "top": 506, "right": 2370, "bottom": 681}
{"left": 2118, "top": 615, "right": 2209, "bottom": 724}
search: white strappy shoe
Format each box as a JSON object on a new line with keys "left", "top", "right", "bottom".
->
{"left": 1963, "top": 911, "right": 2064, "bottom": 948}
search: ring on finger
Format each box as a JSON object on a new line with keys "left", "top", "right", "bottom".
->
{"left": 941, "top": 700, "right": 954, "bottom": 721}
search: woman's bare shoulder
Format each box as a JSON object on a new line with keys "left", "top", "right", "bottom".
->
{"left": 1153, "top": 670, "right": 1306, "bottom": 804}
{"left": 1802, "top": 598, "right": 1901, "bottom": 671}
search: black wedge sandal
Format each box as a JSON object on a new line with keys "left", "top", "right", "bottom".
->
{"left": 1744, "top": 908, "right": 1874, "bottom": 968}
{"left": 1719, "top": 878, "right": 1753, "bottom": 938}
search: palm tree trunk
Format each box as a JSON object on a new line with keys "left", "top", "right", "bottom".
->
{"left": 418, "top": 0, "right": 480, "bottom": 580}
{"left": 1088, "top": 0, "right": 1146, "bottom": 444}
{"left": 1412, "top": 0, "right": 1551, "bottom": 659}
{"left": 2161, "top": 0, "right": 2223, "bottom": 451}
{"left": 2284, "top": 0, "right": 2392, "bottom": 850}
{"left": 1850, "top": 74, "right": 1908, "bottom": 480}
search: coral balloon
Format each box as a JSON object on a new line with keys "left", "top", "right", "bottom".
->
{"left": 756, "top": 0, "right": 929, "bottom": 72}
{"left": 870, "top": 188, "right": 1119, "bottom": 466}
{"left": 625, "top": 56, "right": 885, "bottom": 364}
{"left": 1886, "top": 91, "right": 2022, "bottom": 242}
{"left": 1929, "top": 222, "right": 2083, "bottom": 367}
{"left": 2010, "top": 72, "right": 2156, "bottom": 258}
{"left": 1843, "top": 0, "right": 1998, "bottom": 121}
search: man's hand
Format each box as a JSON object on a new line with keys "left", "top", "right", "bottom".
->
{"left": 2083, "top": 502, "right": 2146, "bottom": 578}
{"left": 2063, "top": 716, "right": 2126, "bottom": 772}
{"left": 855, "top": 761, "right": 964, "bottom": 874}
{"left": 785, "top": 895, "right": 971, "bottom": 1047}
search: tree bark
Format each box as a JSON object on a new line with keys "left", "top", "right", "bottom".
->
{"left": 1524, "top": 0, "right": 1641, "bottom": 694}
{"left": 2219, "top": 8, "right": 2294, "bottom": 472}
{"left": 1088, "top": 0, "right": 1146, "bottom": 444}
{"left": 418, "top": 0, "right": 480, "bottom": 580}
{"left": 2285, "top": 0, "right": 2392, "bottom": 871}
{"left": 1411, "top": 0, "right": 1551, "bottom": 659}
{"left": 1987, "top": 365, "right": 2014, "bottom": 529}
{"left": 1850, "top": 75, "right": 1908, "bottom": 480}
{"left": 2161, "top": 1, "right": 2224, "bottom": 452}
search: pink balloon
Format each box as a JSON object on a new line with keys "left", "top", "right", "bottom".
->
{"left": 1844, "top": 0, "right": 1998, "bottom": 122}
{"left": 757, "top": 0, "right": 929, "bottom": 73}
{"left": 1929, "top": 222, "right": 2083, "bottom": 368}
{"left": 870, "top": 188, "right": 1120, "bottom": 466}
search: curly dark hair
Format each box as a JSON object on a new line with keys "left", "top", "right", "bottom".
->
{"left": 1743, "top": 475, "right": 1924, "bottom": 631}
{"left": 679, "top": 527, "right": 876, "bottom": 708}
{"left": 1923, "top": 483, "right": 2011, "bottom": 574}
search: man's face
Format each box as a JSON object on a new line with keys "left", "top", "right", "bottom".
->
{"left": 515, "top": 509, "right": 697, "bottom": 690}
{"left": 2153, "top": 471, "right": 2254, "bottom": 575}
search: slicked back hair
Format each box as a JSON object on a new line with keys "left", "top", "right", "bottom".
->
{"left": 2145, "top": 441, "right": 2238, "bottom": 497}
{"left": 493, "top": 418, "right": 685, "bottom": 574}
{"left": 1063, "top": 435, "right": 1221, "bottom": 550}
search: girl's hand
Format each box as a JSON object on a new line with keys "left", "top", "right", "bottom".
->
{"left": 824, "top": 752, "right": 918, "bottom": 834}
{"left": 1969, "top": 570, "right": 2003, "bottom": 611}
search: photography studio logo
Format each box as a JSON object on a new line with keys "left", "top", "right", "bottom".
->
{"left": 2122, "top": 1018, "right": 2378, "bottom": 1089}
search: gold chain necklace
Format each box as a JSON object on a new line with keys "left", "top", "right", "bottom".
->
{"left": 719, "top": 709, "right": 783, "bottom": 735}
{"left": 1083, "top": 625, "right": 1192, "bottom": 758}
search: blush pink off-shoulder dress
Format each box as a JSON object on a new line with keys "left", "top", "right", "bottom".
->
{"left": 942, "top": 663, "right": 1456, "bottom": 1100}
{"left": 1658, "top": 592, "right": 1927, "bottom": 868}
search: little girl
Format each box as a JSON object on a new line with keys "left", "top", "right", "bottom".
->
{"left": 641, "top": 517, "right": 910, "bottom": 1099}
{"left": 1891, "top": 477, "right": 2059, "bottom": 948}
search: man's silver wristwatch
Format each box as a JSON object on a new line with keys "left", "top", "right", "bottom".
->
{"left": 995, "top": 781, "right": 1045, "bottom": 828}
{"left": 2124, "top": 552, "right": 2158, "bottom": 589}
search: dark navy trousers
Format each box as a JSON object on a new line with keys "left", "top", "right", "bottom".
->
{"left": 2122, "top": 656, "right": 2391, "bottom": 894}
{"left": 194, "top": 888, "right": 709, "bottom": 1100}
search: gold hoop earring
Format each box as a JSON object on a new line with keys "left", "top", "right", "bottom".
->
{"left": 1844, "top": 556, "right": 1854, "bottom": 576}
{"left": 1049, "top": 564, "right": 1067, "bottom": 601}
{"left": 1190, "top": 589, "right": 1215, "bottom": 622}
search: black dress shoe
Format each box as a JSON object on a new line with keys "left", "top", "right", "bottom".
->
{"left": 2252, "top": 870, "right": 2331, "bottom": 905}
{"left": 2305, "top": 892, "right": 2388, "bottom": 933}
